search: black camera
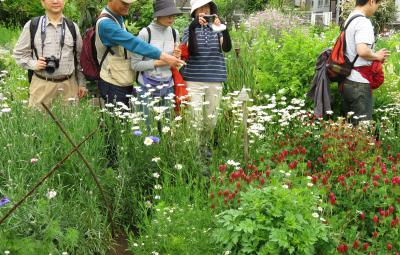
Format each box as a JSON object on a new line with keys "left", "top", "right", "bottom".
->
{"left": 203, "top": 15, "right": 216, "bottom": 23}
{"left": 44, "top": 55, "right": 60, "bottom": 74}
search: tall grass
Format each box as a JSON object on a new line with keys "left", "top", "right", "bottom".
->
{"left": 0, "top": 25, "right": 20, "bottom": 50}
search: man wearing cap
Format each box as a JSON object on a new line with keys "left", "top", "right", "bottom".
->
{"left": 131, "top": 0, "right": 182, "bottom": 132}
{"left": 96, "top": 0, "right": 185, "bottom": 106}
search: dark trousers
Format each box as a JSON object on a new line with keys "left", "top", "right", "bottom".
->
{"left": 341, "top": 79, "right": 373, "bottom": 125}
{"left": 98, "top": 79, "right": 134, "bottom": 106}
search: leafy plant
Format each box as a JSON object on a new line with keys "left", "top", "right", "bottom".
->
{"left": 213, "top": 185, "right": 329, "bottom": 254}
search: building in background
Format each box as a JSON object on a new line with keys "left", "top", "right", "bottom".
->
{"left": 295, "top": 0, "right": 400, "bottom": 25}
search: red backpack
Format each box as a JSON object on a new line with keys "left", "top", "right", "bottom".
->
{"left": 80, "top": 13, "right": 116, "bottom": 81}
{"left": 326, "top": 14, "right": 364, "bottom": 82}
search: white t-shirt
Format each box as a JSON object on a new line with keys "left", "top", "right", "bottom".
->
{"left": 344, "top": 11, "right": 375, "bottom": 83}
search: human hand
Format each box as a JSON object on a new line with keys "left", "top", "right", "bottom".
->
{"left": 375, "top": 48, "right": 390, "bottom": 62}
{"left": 35, "top": 57, "right": 47, "bottom": 71}
{"left": 173, "top": 47, "right": 181, "bottom": 59}
{"left": 154, "top": 60, "right": 168, "bottom": 67}
{"left": 214, "top": 16, "right": 221, "bottom": 26}
{"left": 197, "top": 13, "right": 208, "bottom": 26}
{"left": 78, "top": 86, "right": 87, "bottom": 98}
{"left": 160, "top": 53, "right": 186, "bottom": 68}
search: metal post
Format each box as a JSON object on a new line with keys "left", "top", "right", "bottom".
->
{"left": 238, "top": 87, "right": 250, "bottom": 163}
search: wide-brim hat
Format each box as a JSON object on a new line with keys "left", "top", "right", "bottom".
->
{"left": 154, "top": 0, "right": 182, "bottom": 17}
{"left": 121, "top": 0, "right": 135, "bottom": 3}
{"left": 190, "top": 0, "right": 217, "bottom": 17}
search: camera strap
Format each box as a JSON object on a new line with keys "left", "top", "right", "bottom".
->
{"left": 40, "top": 16, "right": 66, "bottom": 58}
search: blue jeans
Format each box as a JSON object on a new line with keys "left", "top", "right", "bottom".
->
{"left": 138, "top": 83, "right": 174, "bottom": 133}
{"left": 98, "top": 79, "right": 134, "bottom": 106}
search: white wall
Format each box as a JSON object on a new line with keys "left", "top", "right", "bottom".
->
{"left": 396, "top": 0, "right": 400, "bottom": 21}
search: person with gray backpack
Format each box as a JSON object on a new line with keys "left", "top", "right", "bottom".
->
{"left": 95, "top": 0, "right": 185, "bottom": 107}
{"left": 131, "top": 0, "right": 182, "bottom": 133}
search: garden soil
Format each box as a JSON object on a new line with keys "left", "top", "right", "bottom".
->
{"left": 108, "top": 234, "right": 133, "bottom": 255}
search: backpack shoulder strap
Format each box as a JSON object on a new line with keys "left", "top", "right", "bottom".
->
{"left": 172, "top": 28, "right": 177, "bottom": 43}
{"left": 64, "top": 18, "right": 77, "bottom": 43}
{"left": 29, "top": 16, "right": 41, "bottom": 59}
{"left": 137, "top": 26, "right": 152, "bottom": 81}
{"left": 97, "top": 13, "right": 116, "bottom": 23}
{"left": 96, "top": 13, "right": 118, "bottom": 67}
{"left": 145, "top": 26, "right": 151, "bottom": 43}
{"left": 343, "top": 14, "right": 365, "bottom": 31}
{"left": 343, "top": 14, "right": 365, "bottom": 66}
{"left": 64, "top": 18, "right": 78, "bottom": 74}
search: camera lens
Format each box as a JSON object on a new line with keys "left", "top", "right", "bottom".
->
{"left": 46, "top": 61, "right": 56, "bottom": 74}
{"left": 45, "top": 56, "right": 58, "bottom": 74}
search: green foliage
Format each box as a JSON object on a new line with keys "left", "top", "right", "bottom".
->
{"left": 0, "top": 104, "right": 114, "bottom": 254}
{"left": 125, "top": 0, "right": 154, "bottom": 34}
{"left": 173, "top": 15, "right": 191, "bottom": 35}
{"left": 0, "top": 0, "right": 83, "bottom": 27}
{"left": 374, "top": 33, "right": 400, "bottom": 107}
{"left": 243, "top": 0, "right": 269, "bottom": 13}
{"left": 129, "top": 202, "right": 222, "bottom": 255}
{"left": 214, "top": 0, "right": 245, "bottom": 24}
{"left": 0, "top": 0, "right": 43, "bottom": 27}
{"left": 231, "top": 26, "right": 336, "bottom": 99}
{"left": 0, "top": 26, "right": 20, "bottom": 50}
{"left": 0, "top": 16, "right": 399, "bottom": 255}
{"left": 213, "top": 185, "right": 329, "bottom": 254}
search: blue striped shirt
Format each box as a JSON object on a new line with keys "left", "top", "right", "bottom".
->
{"left": 181, "top": 25, "right": 227, "bottom": 82}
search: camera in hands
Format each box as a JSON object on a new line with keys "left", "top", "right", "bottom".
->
{"left": 45, "top": 55, "right": 60, "bottom": 74}
{"left": 203, "top": 15, "right": 216, "bottom": 24}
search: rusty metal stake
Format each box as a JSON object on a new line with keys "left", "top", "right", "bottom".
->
{"left": 0, "top": 126, "right": 98, "bottom": 226}
{"left": 41, "top": 103, "right": 115, "bottom": 237}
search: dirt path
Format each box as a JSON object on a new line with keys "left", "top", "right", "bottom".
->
{"left": 108, "top": 234, "right": 133, "bottom": 255}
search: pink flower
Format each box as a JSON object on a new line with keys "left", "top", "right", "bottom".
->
{"left": 30, "top": 158, "right": 38, "bottom": 164}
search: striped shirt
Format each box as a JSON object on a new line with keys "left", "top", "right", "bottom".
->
{"left": 181, "top": 25, "right": 227, "bottom": 82}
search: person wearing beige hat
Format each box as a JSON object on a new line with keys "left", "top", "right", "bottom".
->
{"left": 180, "top": 0, "right": 232, "bottom": 160}
{"left": 95, "top": 0, "right": 185, "bottom": 106}
{"left": 131, "top": 0, "right": 182, "bottom": 133}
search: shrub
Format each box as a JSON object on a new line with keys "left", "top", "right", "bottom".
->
{"left": 213, "top": 185, "right": 329, "bottom": 254}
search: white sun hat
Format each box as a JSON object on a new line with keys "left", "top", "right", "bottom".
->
{"left": 190, "top": 0, "right": 218, "bottom": 17}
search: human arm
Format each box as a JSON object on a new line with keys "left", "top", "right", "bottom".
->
{"left": 99, "top": 19, "right": 183, "bottom": 68}
{"left": 131, "top": 28, "right": 170, "bottom": 71}
{"left": 99, "top": 19, "right": 161, "bottom": 60}
{"left": 356, "top": 44, "right": 389, "bottom": 62}
{"left": 354, "top": 18, "right": 389, "bottom": 62}
{"left": 215, "top": 18, "right": 232, "bottom": 52}
{"left": 13, "top": 20, "right": 46, "bottom": 71}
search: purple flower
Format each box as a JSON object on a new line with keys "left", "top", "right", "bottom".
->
{"left": 132, "top": 130, "right": 142, "bottom": 136}
{"left": 149, "top": 136, "right": 160, "bottom": 143}
{"left": 0, "top": 197, "right": 10, "bottom": 207}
